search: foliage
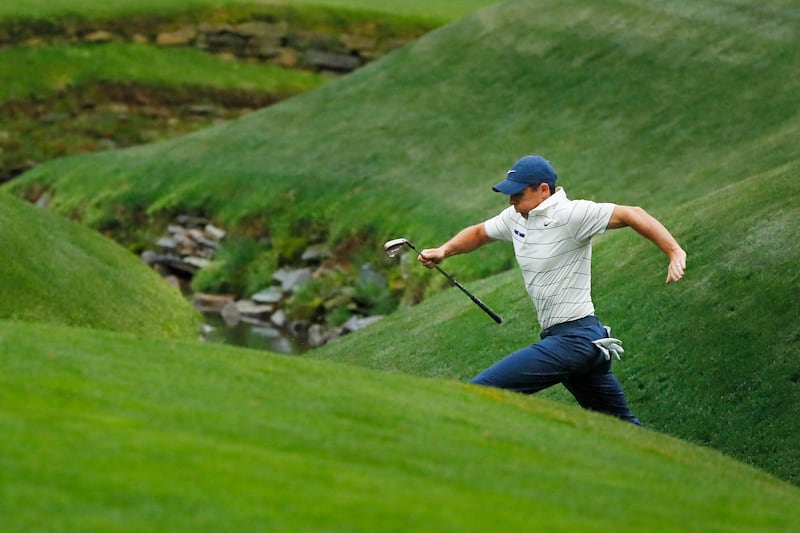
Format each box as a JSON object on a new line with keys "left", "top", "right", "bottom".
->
{"left": 189, "top": 237, "right": 264, "bottom": 295}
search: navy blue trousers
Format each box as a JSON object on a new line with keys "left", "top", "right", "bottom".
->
{"left": 471, "top": 315, "right": 641, "bottom": 424}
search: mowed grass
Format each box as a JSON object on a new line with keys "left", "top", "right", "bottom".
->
{"left": 0, "top": 43, "right": 328, "bottom": 105}
{"left": 314, "top": 169, "right": 800, "bottom": 481}
{"left": 0, "top": 0, "right": 496, "bottom": 23}
{"left": 3, "top": 0, "right": 800, "bottom": 497}
{"left": 2, "top": 319, "right": 799, "bottom": 532}
{"left": 0, "top": 192, "right": 200, "bottom": 338}
{"left": 8, "top": 0, "right": 797, "bottom": 255}
{"left": 9, "top": 0, "right": 798, "bottom": 485}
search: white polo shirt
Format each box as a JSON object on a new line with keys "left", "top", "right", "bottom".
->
{"left": 483, "top": 187, "right": 615, "bottom": 330}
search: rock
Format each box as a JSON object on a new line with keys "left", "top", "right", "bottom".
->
{"left": 273, "top": 48, "right": 299, "bottom": 68}
{"left": 301, "top": 244, "right": 331, "bottom": 263}
{"left": 359, "top": 262, "right": 385, "bottom": 286}
{"left": 175, "top": 214, "right": 208, "bottom": 227}
{"left": 221, "top": 302, "right": 241, "bottom": 327}
{"left": 163, "top": 275, "right": 183, "bottom": 291}
{"left": 83, "top": 31, "right": 114, "bottom": 42}
{"left": 183, "top": 256, "right": 210, "bottom": 269}
{"left": 204, "top": 224, "right": 226, "bottom": 241}
{"left": 341, "top": 315, "right": 384, "bottom": 333}
{"left": 234, "top": 21, "right": 287, "bottom": 39}
{"left": 235, "top": 299, "right": 273, "bottom": 317}
{"left": 305, "top": 49, "right": 362, "bottom": 72}
{"left": 156, "top": 26, "right": 197, "bottom": 47}
{"left": 141, "top": 250, "right": 158, "bottom": 266}
{"left": 32, "top": 192, "right": 50, "bottom": 209}
{"left": 307, "top": 324, "right": 328, "bottom": 347}
{"left": 156, "top": 236, "right": 177, "bottom": 251}
{"left": 194, "top": 293, "right": 236, "bottom": 312}
{"left": 270, "top": 309, "right": 287, "bottom": 328}
{"left": 272, "top": 267, "right": 312, "bottom": 293}
{"left": 252, "top": 286, "right": 283, "bottom": 304}
{"left": 340, "top": 33, "right": 378, "bottom": 53}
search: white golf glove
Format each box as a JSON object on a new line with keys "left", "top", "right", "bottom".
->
{"left": 593, "top": 337, "right": 624, "bottom": 361}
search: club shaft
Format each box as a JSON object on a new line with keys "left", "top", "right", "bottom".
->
{"left": 404, "top": 241, "right": 503, "bottom": 324}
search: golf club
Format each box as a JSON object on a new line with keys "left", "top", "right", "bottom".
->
{"left": 384, "top": 237, "right": 503, "bottom": 324}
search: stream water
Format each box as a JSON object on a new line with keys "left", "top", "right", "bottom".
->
{"left": 200, "top": 312, "right": 310, "bottom": 355}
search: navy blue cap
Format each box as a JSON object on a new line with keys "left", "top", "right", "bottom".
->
{"left": 492, "top": 155, "right": 557, "bottom": 194}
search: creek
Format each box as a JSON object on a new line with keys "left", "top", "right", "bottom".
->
{"left": 200, "top": 311, "right": 310, "bottom": 355}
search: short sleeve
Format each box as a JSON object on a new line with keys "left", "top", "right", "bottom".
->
{"left": 484, "top": 206, "right": 516, "bottom": 242}
{"left": 569, "top": 201, "right": 616, "bottom": 243}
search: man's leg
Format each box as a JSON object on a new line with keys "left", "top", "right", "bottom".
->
{"left": 564, "top": 370, "right": 641, "bottom": 425}
{"left": 470, "top": 336, "right": 577, "bottom": 394}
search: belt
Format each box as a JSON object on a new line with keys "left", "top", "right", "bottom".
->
{"left": 540, "top": 315, "right": 600, "bottom": 339}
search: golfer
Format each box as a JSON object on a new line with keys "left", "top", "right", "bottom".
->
{"left": 418, "top": 155, "right": 686, "bottom": 424}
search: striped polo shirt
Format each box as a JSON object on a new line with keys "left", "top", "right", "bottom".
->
{"left": 483, "top": 187, "right": 615, "bottom": 330}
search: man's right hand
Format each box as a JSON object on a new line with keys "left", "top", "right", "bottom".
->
{"left": 418, "top": 248, "right": 446, "bottom": 269}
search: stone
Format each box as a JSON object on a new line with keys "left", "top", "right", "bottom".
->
{"left": 341, "top": 315, "right": 384, "bottom": 333}
{"left": 301, "top": 244, "right": 331, "bottom": 262}
{"left": 252, "top": 286, "right": 283, "bottom": 304}
{"left": 340, "top": 33, "right": 378, "bottom": 53}
{"left": 194, "top": 293, "right": 236, "bottom": 312}
{"left": 307, "top": 324, "right": 328, "bottom": 347}
{"left": 272, "top": 267, "right": 312, "bottom": 293}
{"left": 83, "top": 31, "right": 114, "bottom": 42}
{"left": 156, "top": 26, "right": 197, "bottom": 47}
{"left": 221, "top": 302, "right": 241, "bottom": 327}
{"left": 305, "top": 49, "right": 362, "bottom": 72}
{"left": 270, "top": 309, "right": 287, "bottom": 328}
{"left": 183, "top": 256, "right": 210, "bottom": 269}
{"left": 204, "top": 224, "right": 226, "bottom": 241}
{"left": 35, "top": 192, "right": 50, "bottom": 208}
{"left": 359, "top": 262, "right": 385, "bottom": 286}
{"left": 273, "top": 48, "right": 299, "bottom": 68}
{"left": 156, "top": 236, "right": 177, "bottom": 251}
{"left": 141, "top": 250, "right": 158, "bottom": 266}
{"left": 235, "top": 299, "right": 274, "bottom": 317}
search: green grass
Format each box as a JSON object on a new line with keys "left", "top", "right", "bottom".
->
{"left": 0, "top": 43, "right": 328, "bottom": 105}
{"left": 5, "top": 0, "right": 800, "bottom": 486}
{"left": 314, "top": 169, "right": 800, "bottom": 480}
{"left": 0, "top": 0, "right": 496, "bottom": 23}
{"left": 2, "top": 319, "right": 799, "bottom": 531}
{"left": 0, "top": 192, "right": 200, "bottom": 338}
{"left": 1, "top": 0, "right": 799, "bottom": 515}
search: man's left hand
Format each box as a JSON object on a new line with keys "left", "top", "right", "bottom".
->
{"left": 593, "top": 337, "right": 625, "bottom": 360}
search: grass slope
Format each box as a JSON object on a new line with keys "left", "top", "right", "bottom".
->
{"left": 2, "top": 319, "right": 800, "bottom": 531}
{"left": 0, "top": 192, "right": 200, "bottom": 338}
{"left": 0, "top": 43, "right": 327, "bottom": 106}
{"left": 314, "top": 170, "right": 800, "bottom": 482}
{"left": 0, "top": 0, "right": 496, "bottom": 23}
{"left": 4, "top": 0, "right": 799, "bottom": 484}
{"left": 7, "top": 0, "right": 797, "bottom": 264}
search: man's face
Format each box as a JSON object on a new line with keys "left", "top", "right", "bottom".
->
{"left": 508, "top": 184, "right": 549, "bottom": 218}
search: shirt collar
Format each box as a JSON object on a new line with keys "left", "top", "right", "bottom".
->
{"left": 530, "top": 186, "right": 566, "bottom": 215}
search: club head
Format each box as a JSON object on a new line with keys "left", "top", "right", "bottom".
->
{"left": 384, "top": 237, "right": 410, "bottom": 258}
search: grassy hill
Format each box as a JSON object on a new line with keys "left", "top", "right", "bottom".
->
{"left": 0, "top": 0, "right": 495, "bottom": 23}
{"left": 0, "top": 192, "right": 200, "bottom": 338}
{"left": 3, "top": 0, "right": 799, "bottom": 490}
{"left": 2, "top": 319, "right": 800, "bottom": 531}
